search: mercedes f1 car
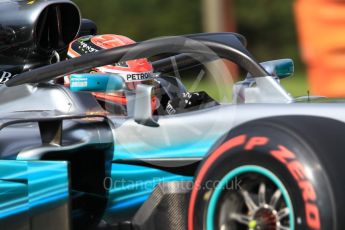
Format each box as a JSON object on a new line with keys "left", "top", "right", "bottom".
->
{"left": 0, "top": 1, "right": 344, "bottom": 230}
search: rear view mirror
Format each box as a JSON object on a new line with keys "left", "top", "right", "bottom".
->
{"left": 70, "top": 73, "right": 125, "bottom": 92}
{"left": 247, "top": 59, "right": 294, "bottom": 79}
{"left": 262, "top": 59, "right": 294, "bottom": 79}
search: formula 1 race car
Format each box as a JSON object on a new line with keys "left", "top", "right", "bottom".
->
{"left": 1, "top": 1, "right": 345, "bottom": 230}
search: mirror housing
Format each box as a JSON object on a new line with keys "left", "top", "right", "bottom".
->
{"left": 134, "top": 84, "right": 159, "bottom": 127}
{"left": 247, "top": 59, "right": 294, "bottom": 79}
{"left": 70, "top": 73, "right": 125, "bottom": 92}
{"left": 234, "top": 59, "right": 295, "bottom": 104}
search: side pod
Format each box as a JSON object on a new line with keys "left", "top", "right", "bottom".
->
{"left": 0, "top": 161, "right": 70, "bottom": 230}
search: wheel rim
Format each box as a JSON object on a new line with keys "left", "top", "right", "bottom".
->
{"left": 206, "top": 165, "right": 294, "bottom": 230}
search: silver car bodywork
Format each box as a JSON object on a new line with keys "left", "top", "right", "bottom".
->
{"left": 1, "top": 32, "right": 343, "bottom": 228}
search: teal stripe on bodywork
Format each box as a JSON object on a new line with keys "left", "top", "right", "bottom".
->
{"left": 27, "top": 161, "right": 69, "bottom": 215}
{"left": 0, "top": 161, "right": 69, "bottom": 219}
{"left": 113, "top": 138, "right": 219, "bottom": 160}
{"left": 0, "top": 180, "right": 28, "bottom": 219}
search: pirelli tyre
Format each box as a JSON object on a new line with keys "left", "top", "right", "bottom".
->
{"left": 188, "top": 116, "right": 345, "bottom": 230}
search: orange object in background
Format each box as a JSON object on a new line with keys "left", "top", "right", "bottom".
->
{"left": 295, "top": 0, "right": 345, "bottom": 97}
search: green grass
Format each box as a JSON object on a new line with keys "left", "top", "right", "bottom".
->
{"left": 280, "top": 73, "right": 309, "bottom": 97}
{"left": 183, "top": 72, "right": 309, "bottom": 101}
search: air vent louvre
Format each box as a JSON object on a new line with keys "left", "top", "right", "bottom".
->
{"left": 36, "top": 3, "right": 80, "bottom": 52}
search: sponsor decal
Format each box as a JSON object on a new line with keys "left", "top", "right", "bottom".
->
{"left": 270, "top": 145, "right": 320, "bottom": 230}
{"left": 114, "top": 61, "right": 129, "bottom": 68}
{"left": 182, "top": 92, "right": 192, "bottom": 99}
{"left": 70, "top": 78, "right": 88, "bottom": 88}
{"left": 0, "top": 71, "right": 14, "bottom": 84}
{"left": 244, "top": 137, "right": 269, "bottom": 150}
{"left": 75, "top": 41, "right": 99, "bottom": 54}
{"left": 126, "top": 72, "right": 151, "bottom": 81}
{"left": 166, "top": 102, "right": 177, "bottom": 115}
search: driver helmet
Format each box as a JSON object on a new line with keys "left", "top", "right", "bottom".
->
{"left": 65, "top": 34, "right": 155, "bottom": 104}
